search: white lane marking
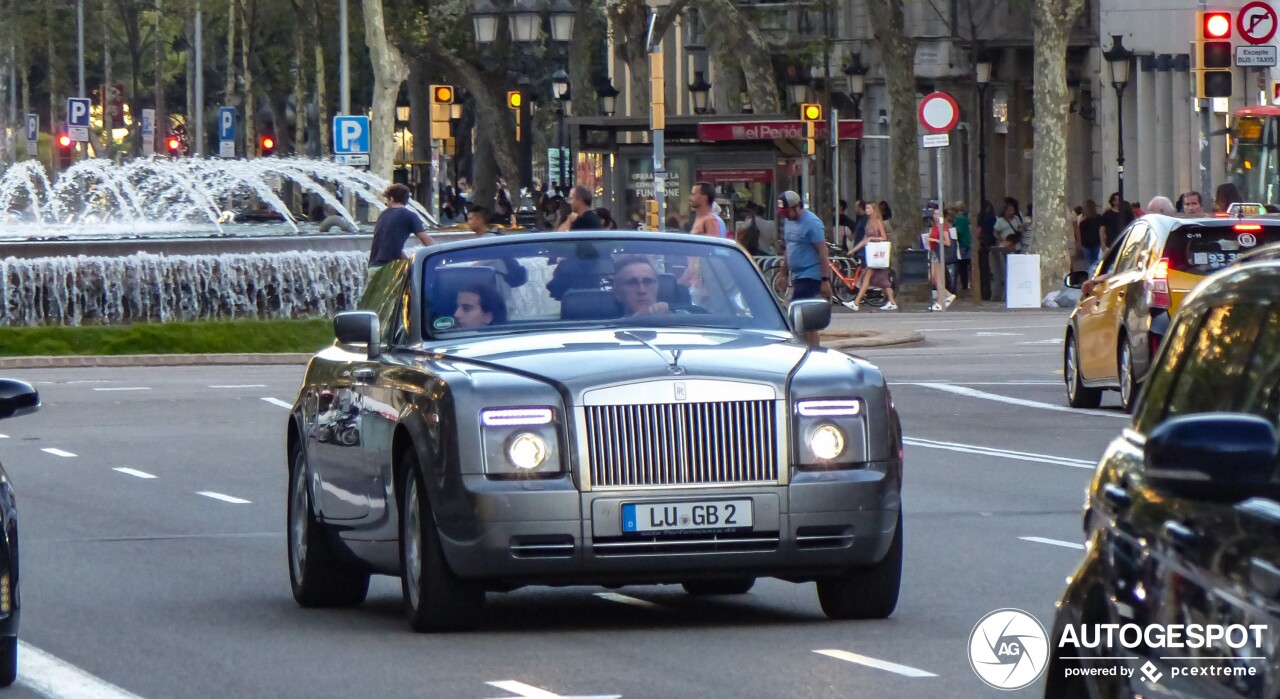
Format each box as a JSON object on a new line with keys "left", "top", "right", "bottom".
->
{"left": 64, "top": 380, "right": 111, "bottom": 385}
{"left": 485, "top": 680, "right": 620, "bottom": 699}
{"left": 911, "top": 324, "right": 1066, "bottom": 332}
{"left": 593, "top": 592, "right": 664, "bottom": 610}
{"left": 260, "top": 397, "right": 292, "bottom": 409}
{"left": 906, "top": 382, "right": 1128, "bottom": 420}
{"left": 903, "top": 437, "right": 1096, "bottom": 469}
{"left": 41, "top": 448, "right": 77, "bottom": 458}
{"left": 17, "top": 640, "right": 147, "bottom": 699}
{"left": 1019, "top": 338, "right": 1064, "bottom": 345}
{"left": 0, "top": 434, "right": 7, "bottom": 439}
{"left": 91, "top": 387, "right": 151, "bottom": 392}
{"left": 975, "top": 331, "right": 1022, "bottom": 336}
{"left": 210, "top": 384, "right": 267, "bottom": 388}
{"left": 1020, "top": 536, "right": 1086, "bottom": 550}
{"left": 197, "top": 491, "right": 251, "bottom": 504}
{"left": 814, "top": 649, "right": 938, "bottom": 678}
{"left": 113, "top": 468, "right": 156, "bottom": 479}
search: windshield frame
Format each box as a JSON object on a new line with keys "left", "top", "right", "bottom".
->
{"left": 415, "top": 232, "right": 790, "bottom": 340}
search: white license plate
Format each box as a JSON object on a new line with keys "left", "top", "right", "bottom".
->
{"left": 622, "top": 499, "right": 753, "bottom": 534}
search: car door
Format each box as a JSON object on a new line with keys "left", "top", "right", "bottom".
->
{"left": 309, "top": 349, "right": 369, "bottom": 521}
{"left": 1123, "top": 301, "right": 1269, "bottom": 697}
{"left": 1080, "top": 222, "right": 1149, "bottom": 380}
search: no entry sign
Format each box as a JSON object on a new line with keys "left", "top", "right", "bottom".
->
{"left": 919, "top": 92, "right": 960, "bottom": 134}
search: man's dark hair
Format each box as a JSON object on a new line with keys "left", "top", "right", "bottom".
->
{"left": 458, "top": 284, "right": 507, "bottom": 325}
{"left": 839, "top": 199, "right": 848, "bottom": 212}
{"left": 571, "top": 185, "right": 593, "bottom": 207}
{"left": 383, "top": 183, "right": 412, "bottom": 204}
{"left": 467, "top": 205, "right": 490, "bottom": 219}
{"left": 694, "top": 182, "right": 715, "bottom": 201}
{"left": 1183, "top": 191, "right": 1202, "bottom": 205}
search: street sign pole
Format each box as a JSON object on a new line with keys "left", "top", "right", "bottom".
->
{"left": 647, "top": 12, "right": 666, "bottom": 231}
{"left": 195, "top": 0, "right": 204, "bottom": 157}
{"left": 830, "top": 108, "right": 841, "bottom": 235}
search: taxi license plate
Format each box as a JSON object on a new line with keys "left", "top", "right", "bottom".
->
{"left": 622, "top": 499, "right": 753, "bottom": 534}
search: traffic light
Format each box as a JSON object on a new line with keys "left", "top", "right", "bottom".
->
{"left": 507, "top": 91, "right": 523, "bottom": 110}
{"left": 1195, "top": 10, "right": 1233, "bottom": 98}
{"left": 431, "top": 84, "right": 455, "bottom": 141}
{"left": 432, "top": 85, "right": 454, "bottom": 104}
{"left": 800, "top": 103, "right": 821, "bottom": 156}
{"left": 166, "top": 135, "right": 185, "bottom": 156}
{"left": 644, "top": 199, "right": 660, "bottom": 230}
{"left": 56, "top": 133, "right": 73, "bottom": 168}
{"left": 259, "top": 135, "right": 276, "bottom": 157}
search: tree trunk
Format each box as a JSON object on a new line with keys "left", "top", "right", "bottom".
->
{"left": 866, "top": 0, "right": 921, "bottom": 257}
{"left": 186, "top": 13, "right": 196, "bottom": 146}
{"left": 474, "top": 127, "right": 498, "bottom": 211}
{"left": 701, "top": 0, "right": 780, "bottom": 114}
{"left": 238, "top": 0, "right": 255, "bottom": 157}
{"left": 1031, "top": 0, "right": 1084, "bottom": 293}
{"left": 291, "top": 0, "right": 306, "bottom": 156}
{"left": 225, "top": 0, "right": 235, "bottom": 103}
{"left": 568, "top": 0, "right": 604, "bottom": 118}
{"left": 361, "top": 0, "right": 409, "bottom": 181}
{"left": 100, "top": 0, "right": 113, "bottom": 155}
{"left": 312, "top": 0, "right": 329, "bottom": 156}
{"left": 154, "top": 0, "right": 167, "bottom": 155}
{"left": 408, "top": 58, "right": 430, "bottom": 163}
{"left": 607, "top": 0, "right": 693, "bottom": 117}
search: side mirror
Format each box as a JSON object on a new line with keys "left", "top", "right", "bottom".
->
{"left": 1065, "top": 271, "right": 1089, "bottom": 289}
{"left": 334, "top": 311, "right": 380, "bottom": 360}
{"left": 0, "top": 380, "right": 38, "bottom": 421}
{"left": 789, "top": 299, "right": 832, "bottom": 335}
{"left": 1146, "top": 413, "right": 1278, "bottom": 498}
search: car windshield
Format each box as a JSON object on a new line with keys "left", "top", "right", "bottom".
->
{"left": 1164, "top": 224, "right": 1280, "bottom": 274}
{"left": 421, "top": 237, "right": 787, "bottom": 336}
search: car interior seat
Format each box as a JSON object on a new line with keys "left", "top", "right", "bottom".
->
{"left": 560, "top": 289, "right": 622, "bottom": 320}
{"left": 656, "top": 273, "right": 692, "bottom": 306}
{"left": 430, "top": 265, "right": 497, "bottom": 319}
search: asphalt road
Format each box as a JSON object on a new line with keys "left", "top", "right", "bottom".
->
{"left": 0, "top": 308, "right": 1127, "bottom": 699}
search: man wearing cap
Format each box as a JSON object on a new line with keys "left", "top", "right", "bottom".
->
{"left": 775, "top": 190, "right": 830, "bottom": 346}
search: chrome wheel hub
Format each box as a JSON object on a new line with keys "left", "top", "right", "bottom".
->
{"left": 404, "top": 480, "right": 422, "bottom": 609}
{"left": 1066, "top": 343, "right": 1078, "bottom": 398}
{"left": 289, "top": 457, "right": 307, "bottom": 581}
{"left": 1120, "top": 345, "right": 1133, "bottom": 405}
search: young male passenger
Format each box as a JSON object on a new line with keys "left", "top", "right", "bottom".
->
{"left": 453, "top": 285, "right": 507, "bottom": 329}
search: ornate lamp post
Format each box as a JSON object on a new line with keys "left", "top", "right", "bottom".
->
{"left": 1104, "top": 35, "right": 1134, "bottom": 202}
{"left": 688, "top": 71, "right": 712, "bottom": 115}
{"left": 787, "top": 71, "right": 811, "bottom": 107}
{"left": 597, "top": 78, "right": 619, "bottom": 117}
{"left": 843, "top": 52, "right": 868, "bottom": 198}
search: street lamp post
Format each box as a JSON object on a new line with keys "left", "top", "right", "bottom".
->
{"left": 843, "top": 52, "right": 868, "bottom": 199}
{"left": 975, "top": 55, "right": 992, "bottom": 207}
{"left": 1104, "top": 35, "right": 1133, "bottom": 203}
{"left": 552, "top": 68, "right": 569, "bottom": 192}
{"left": 597, "top": 78, "right": 619, "bottom": 117}
{"left": 688, "top": 71, "right": 711, "bottom": 115}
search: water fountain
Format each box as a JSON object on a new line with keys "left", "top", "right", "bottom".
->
{"left": 0, "top": 157, "right": 445, "bottom": 327}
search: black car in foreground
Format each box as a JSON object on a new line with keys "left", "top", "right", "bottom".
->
{"left": 0, "top": 380, "right": 35, "bottom": 686}
{"left": 1046, "top": 252, "right": 1280, "bottom": 698}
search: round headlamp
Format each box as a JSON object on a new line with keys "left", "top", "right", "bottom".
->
{"left": 507, "top": 432, "right": 549, "bottom": 470}
{"left": 808, "top": 424, "right": 845, "bottom": 461}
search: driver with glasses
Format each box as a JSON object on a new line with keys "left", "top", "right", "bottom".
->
{"left": 613, "top": 256, "right": 670, "bottom": 316}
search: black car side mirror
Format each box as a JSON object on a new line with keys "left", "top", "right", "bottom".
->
{"left": 1064, "top": 271, "right": 1089, "bottom": 289}
{"left": 1146, "top": 413, "right": 1278, "bottom": 498}
{"left": 0, "top": 380, "right": 38, "bottom": 421}
{"left": 789, "top": 299, "right": 832, "bottom": 335}
{"left": 334, "top": 311, "right": 380, "bottom": 360}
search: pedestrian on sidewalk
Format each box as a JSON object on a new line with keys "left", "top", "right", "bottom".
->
{"left": 775, "top": 190, "right": 832, "bottom": 345}
{"left": 845, "top": 202, "right": 899, "bottom": 312}
{"left": 1076, "top": 200, "right": 1105, "bottom": 272}
{"left": 367, "top": 184, "right": 435, "bottom": 276}
{"left": 951, "top": 200, "right": 971, "bottom": 290}
{"left": 928, "top": 208, "right": 956, "bottom": 311}
{"left": 990, "top": 198, "right": 1024, "bottom": 301}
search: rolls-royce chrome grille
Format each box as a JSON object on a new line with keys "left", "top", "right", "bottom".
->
{"left": 583, "top": 400, "right": 779, "bottom": 488}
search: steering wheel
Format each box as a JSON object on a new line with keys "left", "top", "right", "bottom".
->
{"left": 670, "top": 303, "right": 711, "bottom": 315}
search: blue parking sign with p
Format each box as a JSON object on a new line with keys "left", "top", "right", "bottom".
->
{"left": 25, "top": 114, "right": 37, "bottom": 142}
{"left": 333, "top": 116, "right": 369, "bottom": 154}
{"left": 218, "top": 107, "right": 236, "bottom": 142}
{"left": 67, "top": 98, "right": 90, "bottom": 127}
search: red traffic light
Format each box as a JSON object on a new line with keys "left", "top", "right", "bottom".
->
{"left": 167, "top": 137, "right": 181, "bottom": 151}
{"left": 57, "top": 134, "right": 72, "bottom": 148}
{"left": 261, "top": 136, "right": 275, "bottom": 150}
{"left": 1204, "top": 11, "right": 1231, "bottom": 38}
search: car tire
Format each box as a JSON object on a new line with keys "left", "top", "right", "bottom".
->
{"left": 1065, "top": 334, "right": 1103, "bottom": 409}
{"left": 288, "top": 446, "right": 370, "bottom": 608}
{"left": 1043, "top": 642, "right": 1088, "bottom": 699}
{"left": 0, "top": 636, "right": 15, "bottom": 688}
{"left": 681, "top": 578, "right": 756, "bottom": 596}
{"left": 816, "top": 511, "right": 902, "bottom": 620}
{"left": 400, "top": 454, "right": 484, "bottom": 632}
{"left": 1117, "top": 337, "right": 1139, "bottom": 414}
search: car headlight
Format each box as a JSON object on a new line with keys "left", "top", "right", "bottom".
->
{"left": 808, "top": 424, "right": 845, "bottom": 460}
{"left": 507, "top": 432, "right": 548, "bottom": 470}
{"left": 480, "top": 407, "right": 561, "bottom": 478}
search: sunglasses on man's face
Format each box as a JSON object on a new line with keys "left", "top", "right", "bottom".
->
{"left": 620, "top": 276, "right": 658, "bottom": 289}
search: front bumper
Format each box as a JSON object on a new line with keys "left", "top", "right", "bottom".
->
{"left": 440, "top": 463, "right": 901, "bottom": 585}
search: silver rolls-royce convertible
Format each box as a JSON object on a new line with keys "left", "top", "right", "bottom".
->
{"left": 285, "top": 231, "right": 903, "bottom": 632}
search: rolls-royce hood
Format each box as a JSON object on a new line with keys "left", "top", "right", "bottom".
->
{"left": 423, "top": 327, "right": 871, "bottom": 396}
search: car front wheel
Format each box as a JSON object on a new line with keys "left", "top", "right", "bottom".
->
{"left": 400, "top": 454, "right": 484, "bottom": 632}
{"left": 816, "top": 512, "right": 902, "bottom": 620}
{"left": 288, "top": 446, "right": 369, "bottom": 608}
{"left": 0, "top": 636, "right": 15, "bottom": 687}
{"left": 1065, "top": 334, "right": 1103, "bottom": 409}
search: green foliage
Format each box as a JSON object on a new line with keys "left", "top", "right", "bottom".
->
{"left": 0, "top": 318, "right": 335, "bottom": 356}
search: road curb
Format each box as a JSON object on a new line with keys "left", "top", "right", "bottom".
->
{"left": 0, "top": 353, "right": 313, "bottom": 369}
{"left": 821, "top": 329, "right": 925, "bottom": 349}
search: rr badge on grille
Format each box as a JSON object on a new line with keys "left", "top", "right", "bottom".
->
{"left": 674, "top": 382, "right": 687, "bottom": 401}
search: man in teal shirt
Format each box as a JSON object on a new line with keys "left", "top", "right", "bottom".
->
{"left": 952, "top": 201, "right": 972, "bottom": 290}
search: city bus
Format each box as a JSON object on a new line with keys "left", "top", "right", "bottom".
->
{"left": 1229, "top": 105, "right": 1280, "bottom": 204}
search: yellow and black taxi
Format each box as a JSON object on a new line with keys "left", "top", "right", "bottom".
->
{"left": 1064, "top": 211, "right": 1280, "bottom": 411}
{"left": 1045, "top": 247, "right": 1280, "bottom": 697}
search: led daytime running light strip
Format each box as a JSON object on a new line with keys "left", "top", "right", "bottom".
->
{"left": 481, "top": 408, "right": 554, "bottom": 427}
{"left": 796, "top": 400, "right": 861, "bottom": 416}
